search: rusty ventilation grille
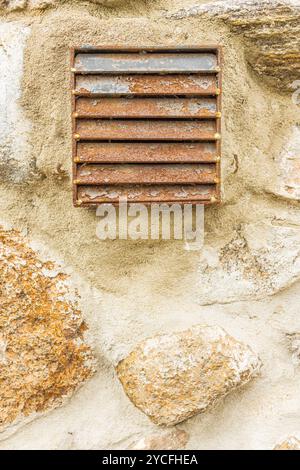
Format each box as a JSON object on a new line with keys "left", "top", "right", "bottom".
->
{"left": 71, "top": 46, "right": 222, "bottom": 206}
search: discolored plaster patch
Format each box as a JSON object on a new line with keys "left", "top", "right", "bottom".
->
{"left": 0, "top": 226, "right": 96, "bottom": 436}
{"left": 128, "top": 428, "right": 189, "bottom": 450}
{"left": 0, "top": 21, "right": 34, "bottom": 184}
{"left": 196, "top": 220, "right": 300, "bottom": 305}
{"left": 274, "top": 126, "right": 300, "bottom": 201}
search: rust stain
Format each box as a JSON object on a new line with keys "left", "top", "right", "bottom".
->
{"left": 76, "top": 119, "right": 216, "bottom": 141}
{"left": 75, "top": 97, "right": 217, "bottom": 118}
{"left": 78, "top": 184, "right": 217, "bottom": 204}
{"left": 76, "top": 163, "right": 217, "bottom": 185}
{"left": 76, "top": 142, "right": 217, "bottom": 163}
{"left": 75, "top": 74, "right": 217, "bottom": 96}
{"left": 0, "top": 227, "right": 96, "bottom": 431}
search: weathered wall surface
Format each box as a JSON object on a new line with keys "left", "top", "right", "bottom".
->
{"left": 0, "top": 0, "right": 300, "bottom": 450}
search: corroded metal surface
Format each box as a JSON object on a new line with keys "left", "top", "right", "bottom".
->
{"left": 74, "top": 52, "right": 218, "bottom": 73}
{"left": 76, "top": 164, "right": 217, "bottom": 185}
{"left": 75, "top": 74, "right": 217, "bottom": 95}
{"left": 76, "top": 97, "right": 217, "bottom": 118}
{"left": 78, "top": 185, "right": 217, "bottom": 204}
{"left": 76, "top": 142, "right": 217, "bottom": 163}
{"left": 71, "top": 46, "right": 222, "bottom": 206}
{"left": 76, "top": 119, "right": 216, "bottom": 141}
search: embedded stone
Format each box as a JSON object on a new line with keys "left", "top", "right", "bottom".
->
{"left": 274, "top": 436, "right": 300, "bottom": 450}
{"left": 0, "top": 226, "right": 96, "bottom": 436}
{"left": 116, "top": 325, "right": 261, "bottom": 426}
{"left": 171, "top": 0, "right": 300, "bottom": 92}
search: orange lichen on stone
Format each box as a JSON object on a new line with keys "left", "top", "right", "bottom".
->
{"left": 0, "top": 226, "right": 96, "bottom": 432}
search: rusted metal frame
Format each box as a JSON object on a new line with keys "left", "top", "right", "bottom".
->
{"left": 73, "top": 49, "right": 219, "bottom": 74}
{"left": 76, "top": 46, "right": 222, "bottom": 53}
{"left": 74, "top": 119, "right": 217, "bottom": 141}
{"left": 77, "top": 184, "right": 216, "bottom": 195}
{"left": 75, "top": 142, "right": 218, "bottom": 164}
{"left": 79, "top": 180, "right": 216, "bottom": 205}
{"left": 77, "top": 199, "right": 214, "bottom": 206}
{"left": 75, "top": 163, "right": 217, "bottom": 185}
{"left": 215, "top": 46, "right": 222, "bottom": 203}
{"left": 73, "top": 90, "right": 219, "bottom": 97}
{"left": 75, "top": 135, "right": 219, "bottom": 142}
{"left": 73, "top": 45, "right": 222, "bottom": 53}
{"left": 74, "top": 70, "right": 219, "bottom": 76}
{"left": 70, "top": 47, "right": 79, "bottom": 206}
{"left": 73, "top": 65, "right": 219, "bottom": 76}
{"left": 75, "top": 112, "right": 218, "bottom": 120}
{"left": 77, "top": 182, "right": 218, "bottom": 205}
{"left": 77, "top": 188, "right": 217, "bottom": 204}
{"left": 73, "top": 74, "right": 218, "bottom": 97}
{"left": 77, "top": 200, "right": 215, "bottom": 207}
{"left": 71, "top": 46, "right": 222, "bottom": 206}
{"left": 75, "top": 178, "right": 217, "bottom": 185}
{"left": 74, "top": 97, "right": 218, "bottom": 119}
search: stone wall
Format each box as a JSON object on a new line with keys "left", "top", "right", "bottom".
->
{"left": 0, "top": 0, "right": 300, "bottom": 450}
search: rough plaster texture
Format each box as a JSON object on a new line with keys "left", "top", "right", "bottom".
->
{"left": 275, "top": 126, "right": 300, "bottom": 201}
{"left": 0, "top": 22, "right": 33, "bottom": 183}
{"left": 128, "top": 428, "right": 189, "bottom": 450}
{"left": 0, "top": 0, "right": 300, "bottom": 451}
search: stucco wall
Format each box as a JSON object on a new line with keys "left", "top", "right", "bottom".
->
{"left": 0, "top": 0, "right": 300, "bottom": 450}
